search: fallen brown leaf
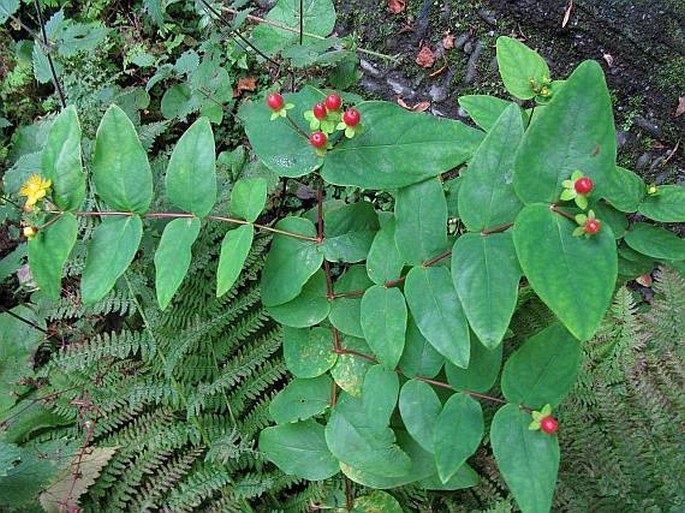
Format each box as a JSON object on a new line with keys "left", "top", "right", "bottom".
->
{"left": 397, "top": 98, "right": 430, "bottom": 112}
{"left": 562, "top": 0, "right": 573, "bottom": 28}
{"left": 387, "top": 0, "right": 405, "bottom": 14}
{"left": 676, "top": 96, "right": 685, "bottom": 117}
{"left": 636, "top": 273, "right": 653, "bottom": 287}
{"left": 602, "top": 53, "right": 614, "bottom": 67}
{"left": 415, "top": 45, "right": 435, "bottom": 68}
{"left": 442, "top": 32, "right": 454, "bottom": 49}
{"left": 233, "top": 76, "right": 257, "bottom": 97}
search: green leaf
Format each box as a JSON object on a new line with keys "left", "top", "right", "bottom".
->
{"left": 322, "top": 202, "right": 379, "bottom": 263}
{"left": 0, "top": 0, "right": 20, "bottom": 24}
{"left": 360, "top": 285, "right": 407, "bottom": 369}
{"left": 230, "top": 177, "right": 267, "bottom": 222}
{"left": 330, "top": 265, "right": 372, "bottom": 338}
{"left": 28, "top": 213, "right": 77, "bottom": 300}
{"left": 92, "top": 105, "right": 152, "bottom": 213}
{"left": 434, "top": 393, "right": 484, "bottom": 483}
{"left": 501, "top": 322, "right": 581, "bottom": 409}
{"left": 259, "top": 419, "right": 339, "bottom": 480}
{"left": 398, "top": 316, "right": 445, "bottom": 378}
{"left": 398, "top": 380, "right": 441, "bottom": 453}
{"left": 269, "top": 376, "right": 332, "bottom": 424}
{"left": 496, "top": 36, "right": 550, "bottom": 100}
{"left": 322, "top": 102, "right": 483, "bottom": 189}
{"left": 513, "top": 61, "right": 617, "bottom": 205}
{"left": 250, "top": 0, "right": 336, "bottom": 56}
{"left": 395, "top": 177, "right": 449, "bottom": 265}
{"left": 452, "top": 232, "right": 520, "bottom": 348}
{"left": 41, "top": 105, "right": 84, "bottom": 210}
{"left": 161, "top": 83, "right": 196, "bottom": 121}
{"left": 445, "top": 335, "right": 502, "bottom": 393}
{"left": 458, "top": 95, "right": 522, "bottom": 132}
{"left": 638, "top": 185, "right": 685, "bottom": 222}
{"left": 267, "top": 270, "right": 331, "bottom": 327}
{"left": 491, "top": 404, "right": 559, "bottom": 513}
{"left": 261, "top": 217, "right": 323, "bottom": 306}
{"left": 513, "top": 204, "right": 617, "bottom": 341}
{"left": 340, "top": 430, "right": 435, "bottom": 488}
{"left": 283, "top": 326, "right": 336, "bottom": 378}
{"left": 0, "top": 307, "right": 45, "bottom": 414}
{"left": 81, "top": 216, "right": 142, "bottom": 305}
{"left": 366, "top": 216, "right": 404, "bottom": 285}
{"left": 154, "top": 217, "right": 201, "bottom": 310}
{"left": 458, "top": 103, "right": 523, "bottom": 231}
{"left": 603, "top": 166, "right": 645, "bottom": 212}
{"left": 239, "top": 87, "right": 322, "bottom": 178}
{"left": 325, "top": 366, "right": 411, "bottom": 476}
{"left": 592, "top": 201, "right": 628, "bottom": 239}
{"left": 404, "top": 266, "right": 470, "bottom": 368}
{"left": 352, "top": 491, "right": 403, "bottom": 513}
{"left": 216, "top": 225, "right": 254, "bottom": 297}
{"left": 623, "top": 223, "right": 685, "bottom": 261}
{"left": 165, "top": 117, "right": 216, "bottom": 217}
{"left": 419, "top": 464, "right": 479, "bottom": 490}
{"left": 331, "top": 336, "right": 373, "bottom": 397}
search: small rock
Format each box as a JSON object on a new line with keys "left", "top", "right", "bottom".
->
{"left": 635, "top": 152, "right": 651, "bottom": 170}
{"left": 615, "top": 129, "right": 629, "bottom": 149}
{"left": 386, "top": 76, "right": 415, "bottom": 98}
{"left": 457, "top": 106, "right": 469, "bottom": 119}
{"left": 454, "top": 32, "right": 470, "bottom": 50}
{"left": 429, "top": 83, "right": 448, "bottom": 103}
{"left": 477, "top": 8, "right": 497, "bottom": 26}
{"left": 634, "top": 116, "right": 662, "bottom": 138}
{"left": 464, "top": 41, "right": 484, "bottom": 84}
{"left": 463, "top": 41, "right": 473, "bottom": 54}
{"left": 360, "top": 59, "right": 383, "bottom": 78}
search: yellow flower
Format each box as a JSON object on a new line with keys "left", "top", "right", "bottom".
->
{"left": 19, "top": 175, "right": 52, "bottom": 209}
{"left": 23, "top": 226, "right": 37, "bottom": 239}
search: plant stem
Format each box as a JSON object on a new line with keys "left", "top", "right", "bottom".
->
{"left": 50, "top": 210, "right": 321, "bottom": 243}
{"left": 333, "top": 346, "right": 378, "bottom": 363}
{"left": 285, "top": 112, "right": 310, "bottom": 139}
{"left": 33, "top": 0, "right": 66, "bottom": 108}
{"left": 422, "top": 249, "right": 452, "bottom": 267}
{"left": 219, "top": 7, "right": 401, "bottom": 63}
{"left": 550, "top": 204, "right": 576, "bottom": 221}
{"left": 480, "top": 221, "right": 514, "bottom": 235}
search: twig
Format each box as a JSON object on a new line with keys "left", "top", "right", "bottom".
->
{"left": 33, "top": 0, "right": 66, "bottom": 108}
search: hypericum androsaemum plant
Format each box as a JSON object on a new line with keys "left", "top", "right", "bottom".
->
{"left": 20, "top": 36, "right": 685, "bottom": 512}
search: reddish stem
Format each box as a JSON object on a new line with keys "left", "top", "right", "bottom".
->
{"left": 51, "top": 210, "right": 321, "bottom": 243}
{"left": 333, "top": 347, "right": 378, "bottom": 363}
{"left": 550, "top": 204, "right": 576, "bottom": 221}
{"left": 383, "top": 276, "right": 406, "bottom": 288}
{"left": 480, "top": 221, "right": 514, "bottom": 235}
{"left": 422, "top": 249, "right": 452, "bottom": 267}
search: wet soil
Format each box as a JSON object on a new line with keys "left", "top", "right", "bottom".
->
{"left": 333, "top": 0, "right": 685, "bottom": 185}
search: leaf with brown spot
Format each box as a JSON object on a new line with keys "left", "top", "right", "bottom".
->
{"left": 387, "top": 0, "right": 405, "bottom": 14}
{"left": 415, "top": 45, "right": 435, "bottom": 68}
{"left": 676, "top": 96, "right": 685, "bottom": 117}
{"left": 233, "top": 76, "right": 257, "bottom": 97}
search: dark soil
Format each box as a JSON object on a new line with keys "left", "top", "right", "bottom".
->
{"left": 333, "top": 0, "right": 685, "bottom": 185}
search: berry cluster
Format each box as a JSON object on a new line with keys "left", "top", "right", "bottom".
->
{"left": 560, "top": 170, "right": 603, "bottom": 238}
{"left": 267, "top": 90, "right": 363, "bottom": 156}
{"left": 529, "top": 404, "right": 559, "bottom": 435}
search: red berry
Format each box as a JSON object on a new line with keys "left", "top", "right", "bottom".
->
{"left": 584, "top": 219, "right": 601, "bottom": 235}
{"left": 267, "top": 93, "right": 284, "bottom": 111}
{"left": 574, "top": 176, "right": 594, "bottom": 194}
{"left": 325, "top": 93, "right": 342, "bottom": 111}
{"left": 313, "top": 102, "right": 327, "bottom": 120}
{"left": 309, "top": 131, "right": 327, "bottom": 148}
{"left": 342, "top": 108, "right": 361, "bottom": 127}
{"left": 540, "top": 416, "right": 559, "bottom": 434}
